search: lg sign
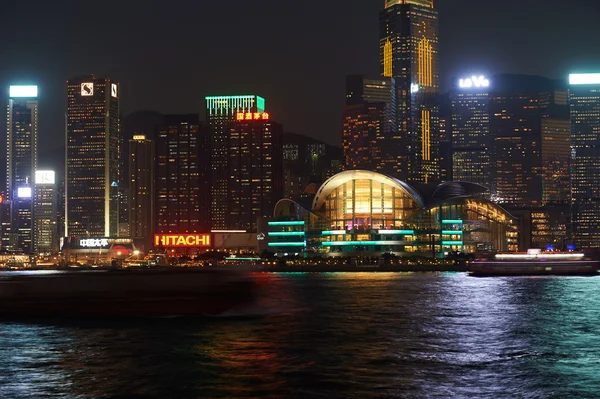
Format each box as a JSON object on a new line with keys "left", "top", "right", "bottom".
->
{"left": 459, "top": 76, "right": 490, "bottom": 89}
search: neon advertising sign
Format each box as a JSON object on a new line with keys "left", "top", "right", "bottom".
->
{"left": 154, "top": 234, "right": 212, "bottom": 247}
{"left": 459, "top": 76, "right": 490, "bottom": 89}
{"left": 236, "top": 112, "right": 270, "bottom": 121}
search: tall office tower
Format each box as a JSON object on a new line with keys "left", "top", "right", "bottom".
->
{"left": 379, "top": 0, "right": 439, "bottom": 183}
{"left": 66, "top": 76, "right": 120, "bottom": 238}
{"left": 155, "top": 115, "right": 209, "bottom": 235}
{"left": 570, "top": 73, "right": 600, "bottom": 248}
{"left": 205, "top": 95, "right": 265, "bottom": 229}
{"left": 227, "top": 112, "right": 283, "bottom": 231}
{"left": 7, "top": 85, "right": 38, "bottom": 253}
{"left": 129, "top": 135, "right": 155, "bottom": 248}
{"left": 489, "top": 75, "right": 570, "bottom": 207}
{"left": 343, "top": 75, "right": 395, "bottom": 172}
{"left": 34, "top": 170, "right": 57, "bottom": 255}
{"left": 450, "top": 75, "right": 491, "bottom": 187}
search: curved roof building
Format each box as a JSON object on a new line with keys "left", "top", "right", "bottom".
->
{"left": 262, "top": 171, "right": 518, "bottom": 258}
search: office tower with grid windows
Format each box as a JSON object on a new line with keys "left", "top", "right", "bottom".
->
{"left": 66, "top": 76, "right": 120, "bottom": 238}
{"left": 379, "top": 0, "right": 440, "bottom": 183}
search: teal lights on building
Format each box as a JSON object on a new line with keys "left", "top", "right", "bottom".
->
{"left": 205, "top": 95, "right": 265, "bottom": 116}
{"left": 268, "top": 221, "right": 305, "bottom": 226}
{"left": 260, "top": 171, "right": 518, "bottom": 258}
{"left": 268, "top": 242, "right": 306, "bottom": 247}
{"left": 323, "top": 241, "right": 408, "bottom": 247}
{"left": 378, "top": 230, "right": 415, "bottom": 235}
{"left": 268, "top": 232, "right": 305, "bottom": 237}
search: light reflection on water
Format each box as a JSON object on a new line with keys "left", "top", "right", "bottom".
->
{"left": 1, "top": 273, "right": 600, "bottom": 398}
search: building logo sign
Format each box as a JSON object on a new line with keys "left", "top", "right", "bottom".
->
{"left": 81, "top": 83, "right": 94, "bottom": 96}
{"left": 154, "top": 234, "right": 211, "bottom": 247}
{"left": 81, "top": 238, "right": 109, "bottom": 248}
{"left": 459, "top": 76, "right": 490, "bottom": 89}
{"left": 35, "top": 170, "right": 56, "bottom": 185}
{"left": 111, "top": 83, "right": 118, "bottom": 98}
{"left": 236, "top": 112, "right": 270, "bottom": 121}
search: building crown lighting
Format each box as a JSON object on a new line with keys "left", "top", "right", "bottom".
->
{"left": 569, "top": 74, "right": 600, "bottom": 85}
{"left": 385, "top": 0, "right": 433, "bottom": 8}
{"left": 9, "top": 85, "right": 38, "bottom": 98}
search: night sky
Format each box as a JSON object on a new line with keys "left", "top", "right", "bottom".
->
{"left": 1, "top": 0, "right": 599, "bottom": 165}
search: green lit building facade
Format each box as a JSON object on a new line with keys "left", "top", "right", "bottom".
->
{"left": 205, "top": 95, "right": 265, "bottom": 230}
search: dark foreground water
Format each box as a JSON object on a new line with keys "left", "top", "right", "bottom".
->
{"left": 2, "top": 272, "right": 600, "bottom": 398}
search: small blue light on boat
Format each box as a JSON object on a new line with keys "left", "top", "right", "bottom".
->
{"left": 567, "top": 244, "right": 576, "bottom": 251}
{"left": 546, "top": 245, "right": 555, "bottom": 251}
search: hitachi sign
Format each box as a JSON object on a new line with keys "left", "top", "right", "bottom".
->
{"left": 459, "top": 76, "right": 490, "bottom": 89}
{"left": 154, "top": 234, "right": 211, "bottom": 247}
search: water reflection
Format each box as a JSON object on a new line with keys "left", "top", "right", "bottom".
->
{"left": 1, "top": 273, "right": 600, "bottom": 398}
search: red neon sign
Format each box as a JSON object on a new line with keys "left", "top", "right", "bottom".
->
{"left": 154, "top": 234, "right": 211, "bottom": 247}
{"left": 236, "top": 112, "right": 270, "bottom": 121}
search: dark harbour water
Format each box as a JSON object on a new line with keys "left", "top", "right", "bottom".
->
{"left": 2, "top": 273, "right": 600, "bottom": 398}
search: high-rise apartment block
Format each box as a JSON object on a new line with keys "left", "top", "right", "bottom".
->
{"left": 7, "top": 85, "right": 38, "bottom": 253}
{"left": 570, "top": 73, "right": 600, "bottom": 248}
{"left": 66, "top": 76, "right": 120, "bottom": 238}
{"left": 380, "top": 0, "right": 440, "bottom": 183}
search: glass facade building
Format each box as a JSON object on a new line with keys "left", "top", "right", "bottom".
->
{"left": 570, "top": 73, "right": 600, "bottom": 248}
{"left": 379, "top": 0, "right": 440, "bottom": 183}
{"left": 262, "top": 170, "right": 517, "bottom": 257}
{"left": 451, "top": 79, "right": 491, "bottom": 188}
{"left": 66, "top": 76, "right": 120, "bottom": 238}
{"left": 7, "top": 86, "right": 38, "bottom": 253}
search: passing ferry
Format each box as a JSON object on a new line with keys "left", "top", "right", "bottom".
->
{"left": 469, "top": 249, "right": 599, "bottom": 277}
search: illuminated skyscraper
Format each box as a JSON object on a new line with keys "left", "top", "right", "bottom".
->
{"left": 570, "top": 73, "right": 600, "bottom": 248}
{"left": 129, "top": 135, "right": 155, "bottom": 247}
{"left": 7, "top": 85, "right": 38, "bottom": 253}
{"left": 379, "top": 0, "right": 439, "bottom": 183}
{"left": 226, "top": 112, "right": 282, "bottom": 231}
{"left": 205, "top": 95, "right": 265, "bottom": 229}
{"left": 155, "top": 115, "right": 209, "bottom": 235}
{"left": 34, "top": 170, "right": 57, "bottom": 255}
{"left": 451, "top": 75, "right": 491, "bottom": 187}
{"left": 343, "top": 75, "right": 395, "bottom": 172}
{"left": 66, "top": 76, "right": 120, "bottom": 238}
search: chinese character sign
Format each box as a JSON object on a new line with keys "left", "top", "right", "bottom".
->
{"left": 236, "top": 112, "right": 270, "bottom": 121}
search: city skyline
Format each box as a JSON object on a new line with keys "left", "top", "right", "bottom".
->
{"left": 1, "top": 0, "right": 599, "bottom": 155}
